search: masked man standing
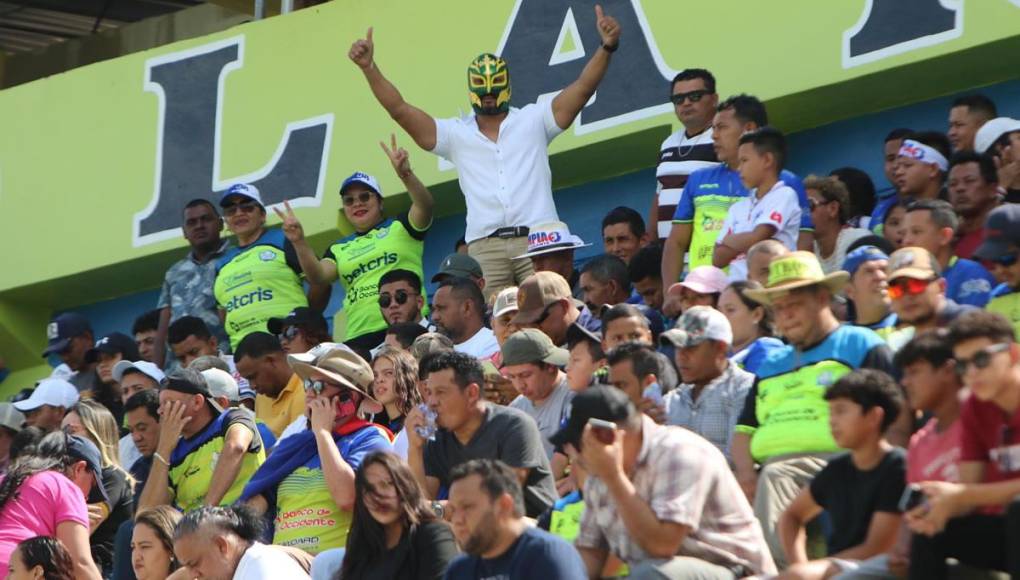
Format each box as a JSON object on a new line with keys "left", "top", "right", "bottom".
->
{"left": 350, "top": 6, "right": 621, "bottom": 299}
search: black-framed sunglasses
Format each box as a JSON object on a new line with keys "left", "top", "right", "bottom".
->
{"left": 342, "top": 191, "right": 374, "bottom": 206}
{"left": 223, "top": 201, "right": 259, "bottom": 216}
{"left": 808, "top": 198, "right": 834, "bottom": 211}
{"left": 670, "top": 90, "right": 712, "bottom": 105}
{"left": 279, "top": 326, "right": 302, "bottom": 341}
{"left": 955, "top": 343, "right": 1011, "bottom": 375}
{"left": 303, "top": 378, "right": 353, "bottom": 398}
{"left": 379, "top": 289, "right": 417, "bottom": 308}
{"left": 535, "top": 301, "right": 560, "bottom": 325}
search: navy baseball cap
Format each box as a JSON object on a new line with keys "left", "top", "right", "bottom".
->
{"left": 842, "top": 246, "right": 890, "bottom": 278}
{"left": 267, "top": 307, "right": 328, "bottom": 335}
{"left": 67, "top": 434, "right": 111, "bottom": 507}
{"left": 85, "top": 333, "right": 140, "bottom": 364}
{"left": 549, "top": 386, "right": 634, "bottom": 450}
{"left": 42, "top": 313, "right": 93, "bottom": 357}
{"left": 340, "top": 172, "right": 382, "bottom": 196}
{"left": 975, "top": 205, "right": 1020, "bottom": 262}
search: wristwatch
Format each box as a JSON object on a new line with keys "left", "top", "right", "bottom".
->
{"left": 601, "top": 42, "right": 619, "bottom": 53}
{"left": 431, "top": 500, "right": 445, "bottom": 519}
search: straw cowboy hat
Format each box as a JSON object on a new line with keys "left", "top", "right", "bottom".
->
{"left": 743, "top": 251, "right": 849, "bottom": 306}
{"left": 288, "top": 346, "right": 383, "bottom": 415}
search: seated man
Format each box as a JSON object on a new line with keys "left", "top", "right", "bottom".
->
{"left": 906, "top": 310, "right": 1020, "bottom": 579}
{"left": 404, "top": 351, "right": 557, "bottom": 518}
{"left": 445, "top": 459, "right": 586, "bottom": 579}
{"left": 602, "top": 206, "right": 650, "bottom": 265}
{"left": 13, "top": 378, "right": 80, "bottom": 432}
{"left": 842, "top": 246, "right": 897, "bottom": 339}
{"left": 885, "top": 247, "right": 975, "bottom": 351}
{"left": 660, "top": 306, "right": 753, "bottom": 461}
{"left": 511, "top": 221, "right": 591, "bottom": 299}
{"left": 431, "top": 252, "right": 486, "bottom": 293}
{"left": 627, "top": 244, "right": 665, "bottom": 313}
{"left": 111, "top": 360, "right": 165, "bottom": 469}
{"left": 778, "top": 370, "right": 906, "bottom": 579}
{"left": 241, "top": 346, "right": 391, "bottom": 555}
{"left": 431, "top": 277, "right": 500, "bottom": 361}
{"left": 137, "top": 368, "right": 266, "bottom": 513}
{"left": 558, "top": 386, "right": 776, "bottom": 578}
{"left": 579, "top": 255, "right": 633, "bottom": 312}
{"left": 234, "top": 332, "right": 306, "bottom": 438}
{"left": 513, "top": 271, "right": 601, "bottom": 346}
{"left": 502, "top": 329, "right": 573, "bottom": 460}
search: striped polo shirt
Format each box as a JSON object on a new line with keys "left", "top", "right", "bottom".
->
{"left": 655, "top": 127, "right": 719, "bottom": 239}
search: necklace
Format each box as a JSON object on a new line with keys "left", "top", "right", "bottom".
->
{"left": 676, "top": 127, "right": 711, "bottom": 159}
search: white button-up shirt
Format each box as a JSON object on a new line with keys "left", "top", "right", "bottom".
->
{"left": 432, "top": 101, "right": 563, "bottom": 242}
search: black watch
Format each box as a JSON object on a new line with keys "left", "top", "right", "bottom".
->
{"left": 601, "top": 42, "right": 619, "bottom": 53}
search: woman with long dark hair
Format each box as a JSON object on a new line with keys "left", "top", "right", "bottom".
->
{"left": 0, "top": 431, "right": 102, "bottom": 579}
{"left": 719, "top": 280, "right": 785, "bottom": 375}
{"left": 132, "top": 506, "right": 182, "bottom": 580}
{"left": 337, "top": 451, "right": 457, "bottom": 580}
{"left": 370, "top": 347, "right": 423, "bottom": 435}
{"left": 7, "top": 536, "right": 74, "bottom": 580}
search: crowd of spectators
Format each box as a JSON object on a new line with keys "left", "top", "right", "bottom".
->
{"left": 5, "top": 6, "right": 1020, "bottom": 580}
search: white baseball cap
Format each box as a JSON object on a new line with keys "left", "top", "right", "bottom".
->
{"left": 14, "top": 378, "right": 80, "bottom": 412}
{"left": 974, "top": 117, "right": 1020, "bottom": 155}
{"left": 219, "top": 183, "right": 264, "bottom": 207}
{"left": 201, "top": 369, "right": 240, "bottom": 404}
{"left": 112, "top": 360, "right": 166, "bottom": 385}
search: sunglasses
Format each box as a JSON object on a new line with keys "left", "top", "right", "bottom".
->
{"left": 670, "top": 90, "right": 712, "bottom": 105}
{"left": 379, "top": 289, "right": 417, "bottom": 308}
{"left": 808, "top": 198, "right": 833, "bottom": 211}
{"left": 887, "top": 277, "right": 934, "bottom": 300}
{"left": 303, "top": 378, "right": 354, "bottom": 398}
{"left": 955, "top": 343, "right": 1010, "bottom": 376}
{"left": 342, "top": 191, "right": 374, "bottom": 206}
{"left": 279, "top": 326, "right": 301, "bottom": 341}
{"left": 223, "top": 201, "right": 259, "bottom": 217}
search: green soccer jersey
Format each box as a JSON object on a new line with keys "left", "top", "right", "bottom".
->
{"left": 323, "top": 212, "right": 429, "bottom": 341}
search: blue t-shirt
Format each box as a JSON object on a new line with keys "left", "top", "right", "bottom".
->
{"left": 444, "top": 527, "right": 586, "bottom": 580}
{"left": 731, "top": 336, "right": 785, "bottom": 375}
{"left": 943, "top": 256, "right": 995, "bottom": 307}
{"left": 869, "top": 190, "right": 898, "bottom": 235}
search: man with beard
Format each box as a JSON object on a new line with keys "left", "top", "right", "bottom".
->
{"left": 444, "top": 459, "right": 586, "bottom": 579}
{"left": 349, "top": 7, "right": 621, "bottom": 298}
{"left": 431, "top": 277, "right": 499, "bottom": 361}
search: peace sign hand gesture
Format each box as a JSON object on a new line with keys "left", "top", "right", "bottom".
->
{"left": 349, "top": 27, "right": 374, "bottom": 69}
{"left": 273, "top": 200, "right": 305, "bottom": 243}
{"left": 380, "top": 133, "right": 412, "bottom": 179}
{"left": 594, "top": 5, "right": 621, "bottom": 48}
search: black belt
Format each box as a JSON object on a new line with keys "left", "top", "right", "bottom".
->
{"left": 488, "top": 226, "right": 529, "bottom": 239}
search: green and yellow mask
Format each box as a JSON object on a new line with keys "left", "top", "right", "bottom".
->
{"left": 467, "top": 53, "right": 511, "bottom": 115}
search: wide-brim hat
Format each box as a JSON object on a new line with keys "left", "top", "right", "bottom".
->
{"left": 743, "top": 251, "right": 849, "bottom": 306}
{"left": 290, "top": 349, "right": 383, "bottom": 415}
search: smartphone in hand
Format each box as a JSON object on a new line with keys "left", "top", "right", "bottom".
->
{"left": 588, "top": 418, "right": 617, "bottom": 444}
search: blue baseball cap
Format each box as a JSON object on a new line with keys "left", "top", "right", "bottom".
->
{"left": 219, "top": 183, "right": 264, "bottom": 207}
{"left": 42, "top": 313, "right": 92, "bottom": 357}
{"left": 340, "top": 172, "right": 382, "bottom": 196}
{"left": 67, "top": 435, "right": 111, "bottom": 507}
{"left": 842, "top": 246, "right": 889, "bottom": 278}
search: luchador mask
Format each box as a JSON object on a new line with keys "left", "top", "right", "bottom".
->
{"left": 467, "top": 53, "right": 511, "bottom": 115}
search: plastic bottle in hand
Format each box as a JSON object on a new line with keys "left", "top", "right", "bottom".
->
{"left": 642, "top": 382, "right": 664, "bottom": 406}
{"left": 414, "top": 403, "right": 438, "bottom": 440}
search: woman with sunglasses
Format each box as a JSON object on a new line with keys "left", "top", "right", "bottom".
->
{"left": 337, "top": 451, "right": 458, "bottom": 580}
{"left": 214, "top": 182, "right": 327, "bottom": 352}
{"left": 277, "top": 134, "right": 434, "bottom": 354}
{"left": 240, "top": 347, "right": 392, "bottom": 558}
{"left": 804, "top": 175, "right": 870, "bottom": 274}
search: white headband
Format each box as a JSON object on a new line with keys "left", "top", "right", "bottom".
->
{"left": 898, "top": 139, "right": 948, "bottom": 172}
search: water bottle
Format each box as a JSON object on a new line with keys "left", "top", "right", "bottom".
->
{"left": 642, "top": 382, "right": 664, "bottom": 407}
{"left": 414, "top": 403, "right": 438, "bottom": 440}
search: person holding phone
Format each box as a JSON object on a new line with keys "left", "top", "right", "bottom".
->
{"left": 552, "top": 386, "right": 775, "bottom": 579}
{"left": 240, "top": 345, "right": 392, "bottom": 556}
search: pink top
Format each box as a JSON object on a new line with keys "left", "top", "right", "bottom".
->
{"left": 906, "top": 417, "right": 962, "bottom": 484}
{"left": 0, "top": 471, "right": 89, "bottom": 577}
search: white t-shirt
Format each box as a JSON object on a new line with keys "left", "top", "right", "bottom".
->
{"left": 717, "top": 181, "right": 802, "bottom": 280}
{"left": 432, "top": 102, "right": 564, "bottom": 242}
{"left": 815, "top": 227, "right": 872, "bottom": 274}
{"left": 454, "top": 327, "right": 500, "bottom": 360}
{"left": 119, "top": 434, "right": 142, "bottom": 470}
{"left": 233, "top": 542, "right": 310, "bottom": 580}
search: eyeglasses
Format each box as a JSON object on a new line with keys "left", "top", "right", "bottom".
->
{"left": 670, "top": 90, "right": 712, "bottom": 105}
{"left": 955, "top": 343, "right": 1010, "bottom": 376}
{"left": 379, "top": 289, "right": 417, "bottom": 308}
{"left": 279, "top": 326, "right": 301, "bottom": 341}
{"left": 223, "top": 201, "right": 259, "bottom": 217}
{"left": 303, "top": 378, "right": 352, "bottom": 398}
{"left": 342, "top": 191, "right": 374, "bottom": 206}
{"left": 991, "top": 254, "right": 1020, "bottom": 268}
{"left": 887, "top": 277, "right": 934, "bottom": 300}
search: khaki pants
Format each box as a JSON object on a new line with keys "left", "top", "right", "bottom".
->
{"left": 468, "top": 236, "right": 534, "bottom": 301}
{"left": 754, "top": 453, "right": 831, "bottom": 569}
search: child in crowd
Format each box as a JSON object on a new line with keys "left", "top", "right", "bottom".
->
{"left": 714, "top": 127, "right": 802, "bottom": 280}
{"left": 565, "top": 324, "right": 607, "bottom": 391}
{"left": 777, "top": 369, "right": 906, "bottom": 579}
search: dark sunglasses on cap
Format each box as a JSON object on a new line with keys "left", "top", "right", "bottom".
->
{"left": 223, "top": 201, "right": 259, "bottom": 216}
{"left": 379, "top": 289, "right": 417, "bottom": 308}
{"left": 342, "top": 191, "right": 374, "bottom": 206}
{"left": 955, "top": 342, "right": 1010, "bottom": 376}
{"left": 670, "top": 90, "right": 712, "bottom": 105}
{"left": 887, "top": 277, "right": 934, "bottom": 300}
